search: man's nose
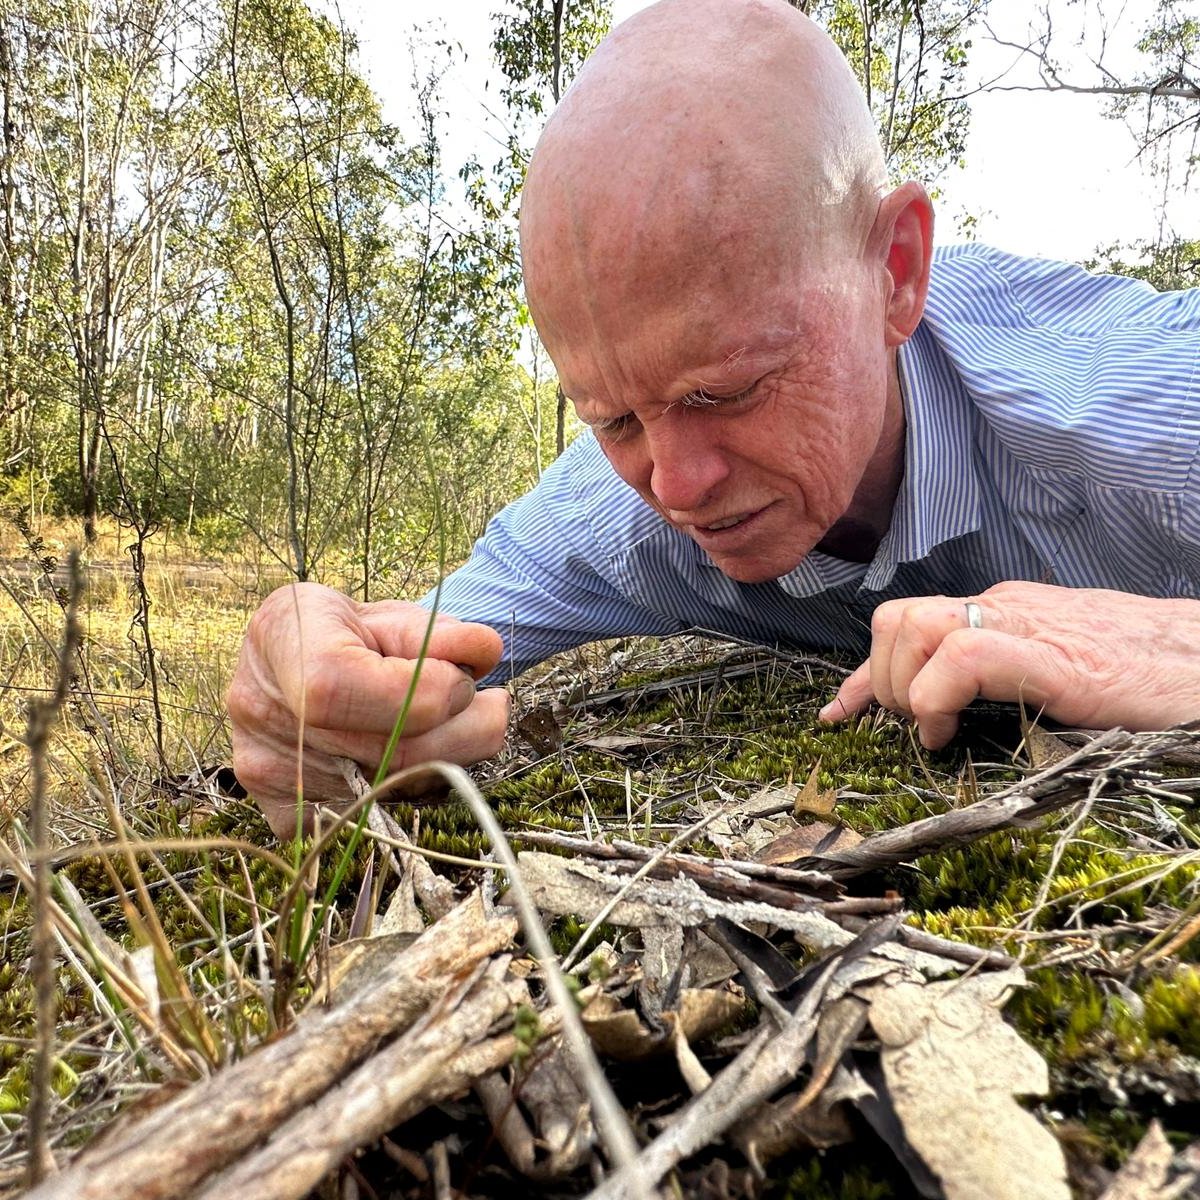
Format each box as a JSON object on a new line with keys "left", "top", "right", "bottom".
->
{"left": 645, "top": 418, "right": 730, "bottom": 514}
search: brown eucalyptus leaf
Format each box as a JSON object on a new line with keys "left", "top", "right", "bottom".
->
{"left": 514, "top": 704, "right": 563, "bottom": 754}
{"left": 581, "top": 985, "right": 747, "bottom": 1061}
{"left": 313, "top": 931, "right": 423, "bottom": 1006}
{"left": 755, "top": 821, "right": 863, "bottom": 866}
{"left": 580, "top": 993, "right": 649, "bottom": 1059}
{"left": 1020, "top": 718, "right": 1074, "bottom": 769}
{"left": 867, "top": 967, "right": 1069, "bottom": 1200}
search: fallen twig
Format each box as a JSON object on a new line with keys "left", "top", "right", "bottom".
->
{"left": 23, "top": 893, "right": 516, "bottom": 1200}
{"left": 586, "top": 935, "right": 863, "bottom": 1199}
{"left": 193, "top": 957, "right": 530, "bottom": 1200}
{"left": 427, "top": 763, "right": 652, "bottom": 1200}
{"left": 517, "top": 828, "right": 841, "bottom": 897}
{"left": 802, "top": 727, "right": 1200, "bottom": 878}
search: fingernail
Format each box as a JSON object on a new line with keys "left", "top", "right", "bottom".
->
{"left": 818, "top": 701, "right": 839, "bottom": 722}
{"left": 450, "top": 676, "right": 475, "bottom": 711}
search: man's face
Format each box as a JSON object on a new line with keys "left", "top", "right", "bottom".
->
{"left": 542, "top": 261, "right": 899, "bottom": 584}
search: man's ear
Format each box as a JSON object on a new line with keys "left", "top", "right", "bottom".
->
{"left": 869, "top": 181, "right": 934, "bottom": 347}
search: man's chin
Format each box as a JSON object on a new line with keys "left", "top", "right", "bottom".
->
{"left": 702, "top": 549, "right": 801, "bottom": 585}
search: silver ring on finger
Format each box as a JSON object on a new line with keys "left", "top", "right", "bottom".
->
{"left": 964, "top": 601, "right": 984, "bottom": 630}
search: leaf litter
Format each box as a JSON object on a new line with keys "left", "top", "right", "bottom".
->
{"left": 4, "top": 634, "right": 1200, "bottom": 1198}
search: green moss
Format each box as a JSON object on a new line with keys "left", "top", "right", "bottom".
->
{"left": 1008, "top": 962, "right": 1200, "bottom": 1070}
{"left": 767, "top": 1150, "right": 900, "bottom": 1199}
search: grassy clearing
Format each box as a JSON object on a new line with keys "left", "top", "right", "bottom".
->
{"left": 1, "top": 520, "right": 259, "bottom": 830}
{"left": 1, "top": 518, "right": 1198, "bottom": 1196}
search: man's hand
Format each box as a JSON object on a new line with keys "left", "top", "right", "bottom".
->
{"left": 228, "top": 582, "right": 508, "bottom": 837}
{"left": 820, "top": 581, "right": 1200, "bottom": 748}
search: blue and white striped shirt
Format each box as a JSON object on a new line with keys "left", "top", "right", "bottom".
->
{"left": 430, "top": 245, "right": 1200, "bottom": 683}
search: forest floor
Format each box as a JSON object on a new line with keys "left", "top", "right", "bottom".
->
{"left": 1, "top": 522, "right": 1199, "bottom": 1199}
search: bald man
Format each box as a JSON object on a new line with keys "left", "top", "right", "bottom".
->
{"left": 229, "top": 0, "right": 1200, "bottom": 836}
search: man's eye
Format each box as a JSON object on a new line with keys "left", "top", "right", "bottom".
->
{"left": 596, "top": 414, "right": 638, "bottom": 441}
{"left": 682, "top": 386, "right": 755, "bottom": 408}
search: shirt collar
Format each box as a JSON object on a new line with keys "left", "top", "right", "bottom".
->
{"left": 860, "top": 324, "right": 983, "bottom": 591}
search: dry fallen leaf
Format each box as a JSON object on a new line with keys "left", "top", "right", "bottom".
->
{"left": 754, "top": 821, "right": 864, "bottom": 866}
{"left": 1098, "top": 1120, "right": 1182, "bottom": 1200}
{"left": 866, "top": 967, "right": 1069, "bottom": 1200}
{"left": 313, "top": 930, "right": 423, "bottom": 1005}
{"left": 1020, "top": 716, "right": 1074, "bottom": 769}
{"left": 581, "top": 985, "right": 747, "bottom": 1060}
{"left": 513, "top": 703, "right": 563, "bottom": 754}
{"left": 792, "top": 761, "right": 838, "bottom": 818}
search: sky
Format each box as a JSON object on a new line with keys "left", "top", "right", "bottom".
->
{"left": 336, "top": 0, "right": 1197, "bottom": 263}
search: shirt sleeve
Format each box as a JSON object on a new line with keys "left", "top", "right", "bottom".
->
{"left": 420, "top": 434, "right": 684, "bottom": 683}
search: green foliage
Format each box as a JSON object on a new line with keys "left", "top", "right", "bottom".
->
{"left": 1084, "top": 239, "right": 1200, "bottom": 291}
{"left": 0, "top": 0, "right": 559, "bottom": 592}
{"left": 810, "top": 0, "right": 986, "bottom": 187}
{"left": 1111, "top": 0, "right": 1199, "bottom": 144}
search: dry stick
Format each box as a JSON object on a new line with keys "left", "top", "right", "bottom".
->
{"left": 23, "top": 893, "right": 516, "bottom": 1200}
{"left": 802, "top": 726, "right": 1178, "bottom": 879}
{"left": 193, "top": 959, "right": 530, "bottom": 1200}
{"left": 587, "top": 955, "right": 843, "bottom": 1200}
{"left": 428, "top": 763, "right": 651, "bottom": 1200}
{"left": 560, "top": 792, "right": 772, "bottom": 973}
{"left": 517, "top": 830, "right": 1011, "bottom": 969}
{"left": 25, "top": 550, "right": 84, "bottom": 1188}
{"left": 563, "top": 646, "right": 851, "bottom": 714}
{"left": 517, "top": 829, "right": 840, "bottom": 894}
{"left": 336, "top": 758, "right": 457, "bottom": 919}
{"left": 834, "top": 914, "right": 1016, "bottom": 970}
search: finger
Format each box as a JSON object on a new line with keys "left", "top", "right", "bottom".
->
{"left": 866, "top": 599, "right": 906, "bottom": 713}
{"left": 233, "top": 672, "right": 508, "bottom": 788}
{"left": 233, "top": 690, "right": 509, "bottom": 839}
{"left": 298, "top": 646, "right": 484, "bottom": 738}
{"left": 230, "top": 730, "right": 353, "bottom": 837}
{"left": 299, "top": 687, "right": 511, "bottom": 768}
{"left": 908, "top": 628, "right": 1075, "bottom": 749}
{"left": 359, "top": 606, "right": 504, "bottom": 680}
{"left": 819, "top": 660, "right": 875, "bottom": 722}
{"left": 251, "top": 594, "right": 466, "bottom": 737}
{"left": 365, "top": 688, "right": 511, "bottom": 776}
{"left": 889, "top": 597, "right": 983, "bottom": 714}
{"left": 867, "top": 595, "right": 951, "bottom": 713}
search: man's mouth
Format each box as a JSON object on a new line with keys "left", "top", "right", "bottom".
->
{"left": 699, "top": 514, "right": 748, "bottom": 532}
{"left": 687, "top": 505, "right": 773, "bottom": 538}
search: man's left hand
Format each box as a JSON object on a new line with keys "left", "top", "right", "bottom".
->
{"left": 820, "top": 581, "right": 1200, "bottom": 748}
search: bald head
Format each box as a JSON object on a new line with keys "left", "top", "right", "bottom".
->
{"left": 520, "top": 0, "right": 889, "bottom": 351}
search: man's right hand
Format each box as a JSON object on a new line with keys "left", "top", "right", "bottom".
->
{"left": 227, "top": 582, "right": 509, "bottom": 838}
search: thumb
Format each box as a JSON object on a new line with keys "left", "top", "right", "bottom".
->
{"left": 818, "top": 660, "right": 874, "bottom": 723}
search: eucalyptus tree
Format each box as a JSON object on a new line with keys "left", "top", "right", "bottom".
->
{"left": 0, "top": 0, "right": 216, "bottom": 541}
{"left": 981, "top": 1, "right": 1196, "bottom": 271}
{"left": 804, "top": 0, "right": 986, "bottom": 188}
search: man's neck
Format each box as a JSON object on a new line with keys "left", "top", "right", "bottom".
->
{"left": 813, "top": 353, "right": 908, "bottom": 563}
